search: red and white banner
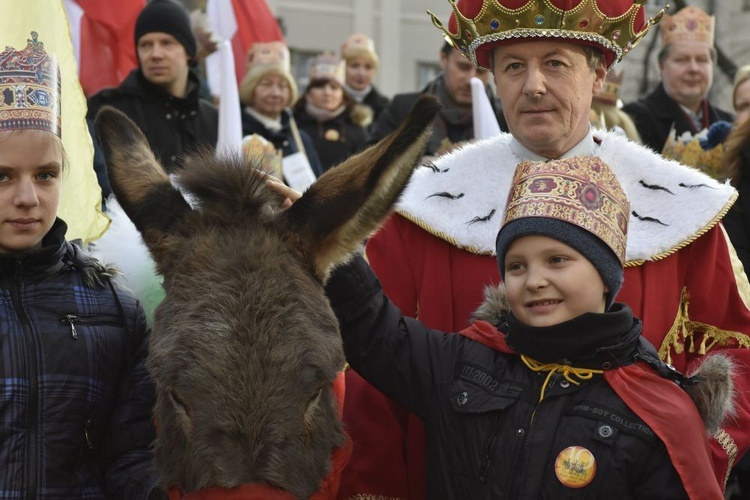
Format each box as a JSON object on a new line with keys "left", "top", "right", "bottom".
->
{"left": 64, "top": 0, "right": 144, "bottom": 97}
{"left": 207, "top": 0, "right": 284, "bottom": 84}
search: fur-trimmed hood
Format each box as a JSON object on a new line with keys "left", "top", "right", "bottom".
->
{"left": 471, "top": 284, "right": 735, "bottom": 434}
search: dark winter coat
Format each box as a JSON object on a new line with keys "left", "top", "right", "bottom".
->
{"left": 723, "top": 143, "right": 750, "bottom": 272}
{"left": 87, "top": 68, "right": 218, "bottom": 173}
{"left": 240, "top": 107, "right": 323, "bottom": 178}
{"left": 368, "top": 79, "right": 507, "bottom": 156}
{"left": 0, "top": 219, "right": 159, "bottom": 499}
{"left": 326, "top": 255, "right": 691, "bottom": 500}
{"left": 623, "top": 82, "right": 734, "bottom": 153}
{"left": 360, "top": 85, "right": 390, "bottom": 123}
{"left": 293, "top": 103, "right": 369, "bottom": 173}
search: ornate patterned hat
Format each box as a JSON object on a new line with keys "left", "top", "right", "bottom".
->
{"left": 660, "top": 122, "right": 731, "bottom": 181}
{"left": 502, "top": 156, "right": 630, "bottom": 264}
{"left": 246, "top": 41, "right": 291, "bottom": 71}
{"left": 0, "top": 31, "right": 60, "bottom": 137}
{"left": 660, "top": 6, "right": 715, "bottom": 47}
{"left": 308, "top": 52, "right": 345, "bottom": 86}
{"left": 428, "top": 0, "right": 668, "bottom": 70}
{"left": 340, "top": 33, "right": 379, "bottom": 67}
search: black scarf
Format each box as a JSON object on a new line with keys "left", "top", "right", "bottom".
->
{"left": 504, "top": 304, "right": 641, "bottom": 368}
{"left": 423, "top": 74, "right": 473, "bottom": 154}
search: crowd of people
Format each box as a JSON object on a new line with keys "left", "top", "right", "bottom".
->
{"left": 3, "top": 0, "right": 750, "bottom": 497}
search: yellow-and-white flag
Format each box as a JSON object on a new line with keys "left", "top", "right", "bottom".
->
{"left": 0, "top": 0, "right": 109, "bottom": 243}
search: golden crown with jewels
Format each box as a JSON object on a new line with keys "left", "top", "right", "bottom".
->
{"left": 428, "top": 0, "right": 668, "bottom": 70}
{"left": 660, "top": 6, "right": 714, "bottom": 47}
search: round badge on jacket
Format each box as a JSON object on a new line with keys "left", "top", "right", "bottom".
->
{"left": 324, "top": 129, "right": 340, "bottom": 141}
{"left": 554, "top": 446, "right": 597, "bottom": 488}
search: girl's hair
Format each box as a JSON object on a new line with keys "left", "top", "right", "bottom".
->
{"left": 1, "top": 129, "right": 67, "bottom": 174}
{"left": 724, "top": 117, "right": 750, "bottom": 187}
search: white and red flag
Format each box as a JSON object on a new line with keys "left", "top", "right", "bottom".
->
{"left": 207, "top": 0, "right": 284, "bottom": 84}
{"left": 64, "top": 0, "right": 144, "bottom": 97}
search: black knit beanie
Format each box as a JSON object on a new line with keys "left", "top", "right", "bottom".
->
{"left": 495, "top": 218, "right": 624, "bottom": 310}
{"left": 135, "top": 0, "right": 196, "bottom": 59}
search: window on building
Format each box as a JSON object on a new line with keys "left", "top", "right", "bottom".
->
{"left": 417, "top": 62, "right": 440, "bottom": 89}
{"left": 744, "top": 0, "right": 750, "bottom": 12}
{"left": 647, "top": 0, "right": 668, "bottom": 12}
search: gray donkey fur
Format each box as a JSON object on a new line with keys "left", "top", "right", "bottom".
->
{"left": 94, "top": 96, "right": 440, "bottom": 497}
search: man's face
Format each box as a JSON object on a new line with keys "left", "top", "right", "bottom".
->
{"left": 439, "top": 48, "right": 489, "bottom": 106}
{"left": 137, "top": 32, "right": 190, "bottom": 96}
{"left": 659, "top": 41, "right": 713, "bottom": 111}
{"left": 492, "top": 40, "right": 605, "bottom": 159}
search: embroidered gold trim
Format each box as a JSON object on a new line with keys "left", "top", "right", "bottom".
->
{"left": 720, "top": 223, "right": 750, "bottom": 310}
{"left": 712, "top": 428, "right": 738, "bottom": 488}
{"left": 398, "top": 193, "right": 738, "bottom": 267}
{"left": 658, "top": 287, "right": 750, "bottom": 364}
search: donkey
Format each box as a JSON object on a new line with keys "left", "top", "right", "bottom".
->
{"left": 94, "top": 96, "right": 439, "bottom": 498}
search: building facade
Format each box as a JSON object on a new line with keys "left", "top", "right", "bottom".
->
{"left": 265, "top": 0, "right": 750, "bottom": 111}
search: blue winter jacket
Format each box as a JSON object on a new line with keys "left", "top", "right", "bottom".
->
{"left": 0, "top": 218, "right": 160, "bottom": 499}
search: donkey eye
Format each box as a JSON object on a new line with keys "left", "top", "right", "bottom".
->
{"left": 307, "top": 385, "right": 324, "bottom": 408}
{"left": 168, "top": 388, "right": 192, "bottom": 419}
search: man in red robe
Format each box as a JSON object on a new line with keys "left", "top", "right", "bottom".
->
{"left": 337, "top": 1, "right": 750, "bottom": 498}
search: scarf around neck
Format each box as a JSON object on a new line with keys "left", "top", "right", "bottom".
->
{"left": 245, "top": 106, "right": 283, "bottom": 133}
{"left": 343, "top": 83, "right": 371, "bottom": 103}
{"left": 305, "top": 101, "right": 346, "bottom": 123}
{"left": 504, "top": 304, "right": 640, "bottom": 365}
{"left": 424, "top": 74, "right": 473, "bottom": 153}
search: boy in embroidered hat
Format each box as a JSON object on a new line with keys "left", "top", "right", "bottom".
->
{"left": 316, "top": 155, "right": 729, "bottom": 498}
{"left": 355, "top": 1, "right": 750, "bottom": 496}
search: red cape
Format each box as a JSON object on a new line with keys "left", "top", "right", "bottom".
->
{"left": 459, "top": 321, "right": 723, "bottom": 500}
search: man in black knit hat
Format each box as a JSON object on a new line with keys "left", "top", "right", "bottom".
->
{"left": 88, "top": 0, "right": 218, "bottom": 173}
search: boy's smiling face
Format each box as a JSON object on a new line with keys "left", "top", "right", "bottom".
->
{"left": 503, "top": 235, "right": 607, "bottom": 327}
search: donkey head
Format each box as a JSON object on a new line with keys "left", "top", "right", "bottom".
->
{"left": 95, "top": 96, "right": 439, "bottom": 497}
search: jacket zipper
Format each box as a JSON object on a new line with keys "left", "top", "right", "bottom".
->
{"left": 60, "top": 314, "right": 121, "bottom": 340}
{"left": 479, "top": 412, "right": 503, "bottom": 483}
{"left": 508, "top": 375, "right": 557, "bottom": 498}
{"left": 12, "top": 261, "right": 40, "bottom": 500}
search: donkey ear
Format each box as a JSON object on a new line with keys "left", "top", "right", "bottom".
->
{"left": 94, "top": 106, "right": 192, "bottom": 272}
{"left": 284, "top": 95, "right": 440, "bottom": 281}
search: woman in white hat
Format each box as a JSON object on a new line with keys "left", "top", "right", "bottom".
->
{"left": 239, "top": 41, "right": 323, "bottom": 179}
{"left": 340, "top": 33, "right": 390, "bottom": 123}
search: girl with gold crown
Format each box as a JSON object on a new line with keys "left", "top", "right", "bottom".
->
{"left": 0, "top": 32, "right": 162, "bottom": 499}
